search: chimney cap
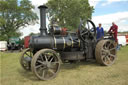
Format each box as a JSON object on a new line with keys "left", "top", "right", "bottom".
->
{"left": 38, "top": 5, "right": 48, "bottom": 9}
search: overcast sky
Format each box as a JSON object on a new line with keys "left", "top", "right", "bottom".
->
{"left": 20, "top": 0, "right": 128, "bottom": 38}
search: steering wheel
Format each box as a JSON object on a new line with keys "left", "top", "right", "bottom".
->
{"left": 78, "top": 19, "right": 96, "bottom": 42}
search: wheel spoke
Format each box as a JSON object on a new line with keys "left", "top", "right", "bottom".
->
{"left": 25, "top": 52, "right": 30, "bottom": 57}
{"left": 101, "top": 49, "right": 107, "bottom": 55}
{"left": 103, "top": 55, "right": 107, "bottom": 62}
{"left": 110, "top": 47, "right": 116, "bottom": 51}
{"left": 109, "top": 53, "right": 116, "bottom": 58}
{"left": 81, "top": 32, "right": 85, "bottom": 35}
{"left": 107, "top": 42, "right": 111, "bottom": 49}
{"left": 49, "top": 57, "right": 54, "bottom": 62}
{"left": 106, "top": 56, "right": 111, "bottom": 62}
{"left": 48, "top": 69, "right": 55, "bottom": 75}
{"left": 49, "top": 61, "right": 60, "bottom": 69}
{"left": 102, "top": 48, "right": 106, "bottom": 52}
{"left": 44, "top": 55, "right": 48, "bottom": 62}
{"left": 47, "top": 55, "right": 51, "bottom": 61}
{"left": 35, "top": 64, "right": 42, "bottom": 69}
{"left": 41, "top": 69, "right": 46, "bottom": 78}
{"left": 40, "top": 54, "right": 44, "bottom": 61}
{"left": 103, "top": 44, "right": 107, "bottom": 50}
{"left": 38, "top": 66, "right": 46, "bottom": 71}
{"left": 81, "top": 31, "right": 87, "bottom": 35}
{"left": 37, "top": 60, "right": 45, "bottom": 65}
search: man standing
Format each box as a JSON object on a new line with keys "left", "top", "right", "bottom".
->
{"left": 96, "top": 23, "right": 104, "bottom": 40}
{"left": 108, "top": 22, "right": 118, "bottom": 43}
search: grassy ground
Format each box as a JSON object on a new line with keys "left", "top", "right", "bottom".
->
{"left": 0, "top": 46, "right": 128, "bottom": 85}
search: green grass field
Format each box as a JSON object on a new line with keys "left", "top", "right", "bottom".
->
{"left": 0, "top": 46, "right": 128, "bottom": 85}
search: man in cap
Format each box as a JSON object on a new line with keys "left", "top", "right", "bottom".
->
{"left": 96, "top": 23, "right": 104, "bottom": 40}
{"left": 108, "top": 22, "right": 118, "bottom": 43}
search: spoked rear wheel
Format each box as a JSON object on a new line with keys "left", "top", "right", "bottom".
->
{"left": 95, "top": 40, "right": 117, "bottom": 66}
{"left": 20, "top": 48, "right": 33, "bottom": 71}
{"left": 31, "top": 49, "right": 61, "bottom": 80}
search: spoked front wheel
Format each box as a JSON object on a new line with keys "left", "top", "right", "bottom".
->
{"left": 31, "top": 49, "right": 61, "bottom": 80}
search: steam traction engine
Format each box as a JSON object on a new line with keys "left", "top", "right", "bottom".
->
{"left": 20, "top": 5, "right": 117, "bottom": 80}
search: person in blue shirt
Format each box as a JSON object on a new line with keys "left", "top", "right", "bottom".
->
{"left": 96, "top": 23, "right": 104, "bottom": 40}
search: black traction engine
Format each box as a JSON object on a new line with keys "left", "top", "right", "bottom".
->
{"left": 20, "top": 5, "right": 117, "bottom": 80}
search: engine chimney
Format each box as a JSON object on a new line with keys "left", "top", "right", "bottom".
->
{"left": 38, "top": 5, "right": 48, "bottom": 36}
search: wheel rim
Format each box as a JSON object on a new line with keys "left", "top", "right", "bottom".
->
{"left": 95, "top": 40, "right": 117, "bottom": 66}
{"left": 31, "top": 49, "right": 60, "bottom": 80}
{"left": 20, "top": 48, "right": 33, "bottom": 71}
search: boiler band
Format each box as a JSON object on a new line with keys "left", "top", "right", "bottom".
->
{"left": 53, "top": 35, "right": 81, "bottom": 50}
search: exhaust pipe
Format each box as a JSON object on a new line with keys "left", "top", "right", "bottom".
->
{"left": 38, "top": 5, "right": 48, "bottom": 36}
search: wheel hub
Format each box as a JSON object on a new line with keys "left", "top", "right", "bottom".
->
{"left": 42, "top": 61, "right": 51, "bottom": 68}
{"left": 105, "top": 50, "right": 110, "bottom": 55}
{"left": 46, "top": 62, "right": 51, "bottom": 68}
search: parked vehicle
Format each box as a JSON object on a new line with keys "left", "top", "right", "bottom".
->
{"left": 0, "top": 41, "right": 7, "bottom": 51}
{"left": 117, "top": 36, "right": 126, "bottom": 46}
{"left": 8, "top": 37, "right": 23, "bottom": 51}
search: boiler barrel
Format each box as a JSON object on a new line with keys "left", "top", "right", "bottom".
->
{"left": 29, "top": 36, "right": 54, "bottom": 49}
{"left": 29, "top": 35, "right": 81, "bottom": 51}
